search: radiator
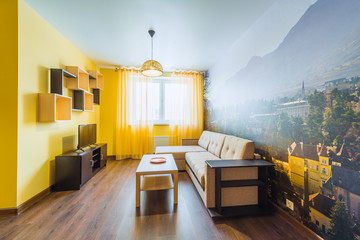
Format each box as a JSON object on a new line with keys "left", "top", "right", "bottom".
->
{"left": 154, "top": 136, "right": 169, "bottom": 151}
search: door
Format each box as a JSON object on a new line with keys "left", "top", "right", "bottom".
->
{"left": 100, "top": 144, "right": 108, "bottom": 168}
{"left": 81, "top": 152, "right": 93, "bottom": 184}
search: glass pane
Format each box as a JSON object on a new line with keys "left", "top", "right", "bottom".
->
{"left": 164, "top": 83, "right": 184, "bottom": 122}
{"left": 149, "top": 82, "right": 160, "bottom": 121}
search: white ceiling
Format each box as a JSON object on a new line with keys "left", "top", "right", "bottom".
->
{"left": 25, "top": 0, "right": 276, "bottom": 71}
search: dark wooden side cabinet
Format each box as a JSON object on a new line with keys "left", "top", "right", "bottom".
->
{"left": 206, "top": 159, "right": 274, "bottom": 217}
{"left": 54, "top": 143, "right": 107, "bottom": 191}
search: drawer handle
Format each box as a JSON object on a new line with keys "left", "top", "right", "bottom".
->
{"left": 90, "top": 160, "right": 94, "bottom": 167}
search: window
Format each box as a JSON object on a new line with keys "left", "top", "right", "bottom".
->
{"left": 128, "top": 76, "right": 189, "bottom": 125}
{"left": 322, "top": 168, "right": 327, "bottom": 174}
{"left": 151, "top": 77, "right": 188, "bottom": 124}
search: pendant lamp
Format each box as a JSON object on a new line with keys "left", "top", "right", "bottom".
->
{"left": 141, "top": 29, "right": 163, "bottom": 77}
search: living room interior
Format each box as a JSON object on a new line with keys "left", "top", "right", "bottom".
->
{"left": 2, "top": 0, "right": 360, "bottom": 239}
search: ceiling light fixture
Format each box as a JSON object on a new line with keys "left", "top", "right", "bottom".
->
{"left": 141, "top": 29, "right": 163, "bottom": 77}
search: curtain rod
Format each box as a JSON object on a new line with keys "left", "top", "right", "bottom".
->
{"left": 98, "top": 65, "right": 205, "bottom": 75}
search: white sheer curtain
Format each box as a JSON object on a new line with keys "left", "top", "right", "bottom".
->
{"left": 163, "top": 78, "right": 190, "bottom": 124}
{"left": 168, "top": 71, "right": 203, "bottom": 145}
{"left": 127, "top": 73, "right": 155, "bottom": 126}
{"left": 115, "top": 69, "right": 154, "bottom": 160}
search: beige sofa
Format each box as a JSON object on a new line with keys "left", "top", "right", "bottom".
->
{"left": 155, "top": 131, "right": 259, "bottom": 209}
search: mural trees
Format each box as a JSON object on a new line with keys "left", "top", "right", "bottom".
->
{"left": 306, "top": 90, "right": 326, "bottom": 144}
{"left": 292, "top": 116, "right": 305, "bottom": 142}
{"left": 329, "top": 201, "right": 355, "bottom": 240}
{"left": 277, "top": 113, "right": 305, "bottom": 150}
{"left": 323, "top": 89, "right": 358, "bottom": 146}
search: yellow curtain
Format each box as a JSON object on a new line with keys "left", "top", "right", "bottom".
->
{"left": 168, "top": 71, "right": 204, "bottom": 145}
{"left": 115, "top": 68, "right": 154, "bottom": 159}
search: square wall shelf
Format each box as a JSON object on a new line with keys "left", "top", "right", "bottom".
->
{"left": 84, "top": 92, "right": 94, "bottom": 111}
{"left": 92, "top": 88, "right": 100, "bottom": 104}
{"left": 66, "top": 66, "right": 90, "bottom": 92}
{"left": 73, "top": 90, "right": 94, "bottom": 111}
{"left": 38, "top": 93, "right": 72, "bottom": 122}
{"left": 50, "top": 69, "right": 76, "bottom": 95}
{"left": 88, "top": 70, "right": 104, "bottom": 90}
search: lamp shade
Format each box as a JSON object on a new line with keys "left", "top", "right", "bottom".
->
{"left": 141, "top": 60, "right": 163, "bottom": 77}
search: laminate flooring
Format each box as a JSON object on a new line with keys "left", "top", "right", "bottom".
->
{"left": 0, "top": 160, "right": 319, "bottom": 240}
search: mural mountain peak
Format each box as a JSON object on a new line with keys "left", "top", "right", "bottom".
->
{"left": 219, "top": 0, "right": 360, "bottom": 104}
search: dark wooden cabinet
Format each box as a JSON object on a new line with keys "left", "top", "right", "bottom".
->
{"left": 100, "top": 144, "right": 107, "bottom": 168}
{"left": 81, "top": 152, "right": 93, "bottom": 184}
{"left": 206, "top": 159, "right": 274, "bottom": 217}
{"left": 54, "top": 143, "right": 107, "bottom": 191}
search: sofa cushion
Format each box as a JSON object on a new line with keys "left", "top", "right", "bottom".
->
{"left": 207, "top": 133, "right": 226, "bottom": 157}
{"left": 185, "top": 152, "right": 220, "bottom": 187}
{"left": 198, "top": 131, "right": 211, "bottom": 149}
{"left": 220, "top": 136, "right": 255, "bottom": 160}
{"left": 155, "top": 146, "right": 207, "bottom": 160}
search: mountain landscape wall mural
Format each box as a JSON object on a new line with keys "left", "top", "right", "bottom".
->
{"left": 205, "top": 0, "right": 360, "bottom": 238}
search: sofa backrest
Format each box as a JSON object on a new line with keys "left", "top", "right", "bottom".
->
{"left": 207, "top": 132, "right": 226, "bottom": 157}
{"left": 220, "top": 136, "right": 255, "bottom": 160}
{"left": 198, "top": 131, "right": 211, "bottom": 149}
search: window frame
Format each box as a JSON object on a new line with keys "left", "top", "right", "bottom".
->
{"left": 151, "top": 77, "right": 171, "bottom": 125}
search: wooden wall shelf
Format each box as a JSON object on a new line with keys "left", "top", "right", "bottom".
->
{"left": 88, "top": 70, "right": 104, "bottom": 90}
{"left": 38, "top": 66, "right": 102, "bottom": 122}
{"left": 66, "top": 66, "right": 90, "bottom": 92}
{"left": 73, "top": 90, "right": 84, "bottom": 111}
{"left": 84, "top": 92, "right": 94, "bottom": 111}
{"left": 73, "top": 90, "right": 94, "bottom": 111}
{"left": 92, "top": 89, "right": 100, "bottom": 105}
{"left": 50, "top": 69, "right": 76, "bottom": 95}
{"left": 38, "top": 93, "right": 72, "bottom": 122}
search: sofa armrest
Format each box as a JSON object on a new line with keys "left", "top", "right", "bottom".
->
{"left": 181, "top": 139, "right": 199, "bottom": 146}
{"left": 206, "top": 159, "right": 274, "bottom": 168}
{"left": 254, "top": 153, "right": 262, "bottom": 159}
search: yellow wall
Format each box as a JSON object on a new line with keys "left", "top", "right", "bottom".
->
{"left": 0, "top": 0, "right": 18, "bottom": 208}
{"left": 99, "top": 68, "right": 170, "bottom": 156}
{"left": 98, "top": 69, "right": 118, "bottom": 155}
{"left": 153, "top": 125, "right": 170, "bottom": 136}
{"left": 16, "top": 0, "right": 99, "bottom": 205}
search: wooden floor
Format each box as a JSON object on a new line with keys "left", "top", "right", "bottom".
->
{"left": 0, "top": 160, "right": 318, "bottom": 240}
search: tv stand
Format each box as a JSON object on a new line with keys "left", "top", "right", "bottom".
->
{"left": 89, "top": 143, "right": 98, "bottom": 148}
{"left": 54, "top": 143, "right": 107, "bottom": 191}
{"left": 73, "top": 147, "right": 85, "bottom": 153}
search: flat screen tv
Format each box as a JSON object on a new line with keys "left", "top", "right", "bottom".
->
{"left": 78, "top": 124, "right": 97, "bottom": 149}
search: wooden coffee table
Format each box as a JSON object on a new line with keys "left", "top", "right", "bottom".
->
{"left": 136, "top": 154, "right": 178, "bottom": 207}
